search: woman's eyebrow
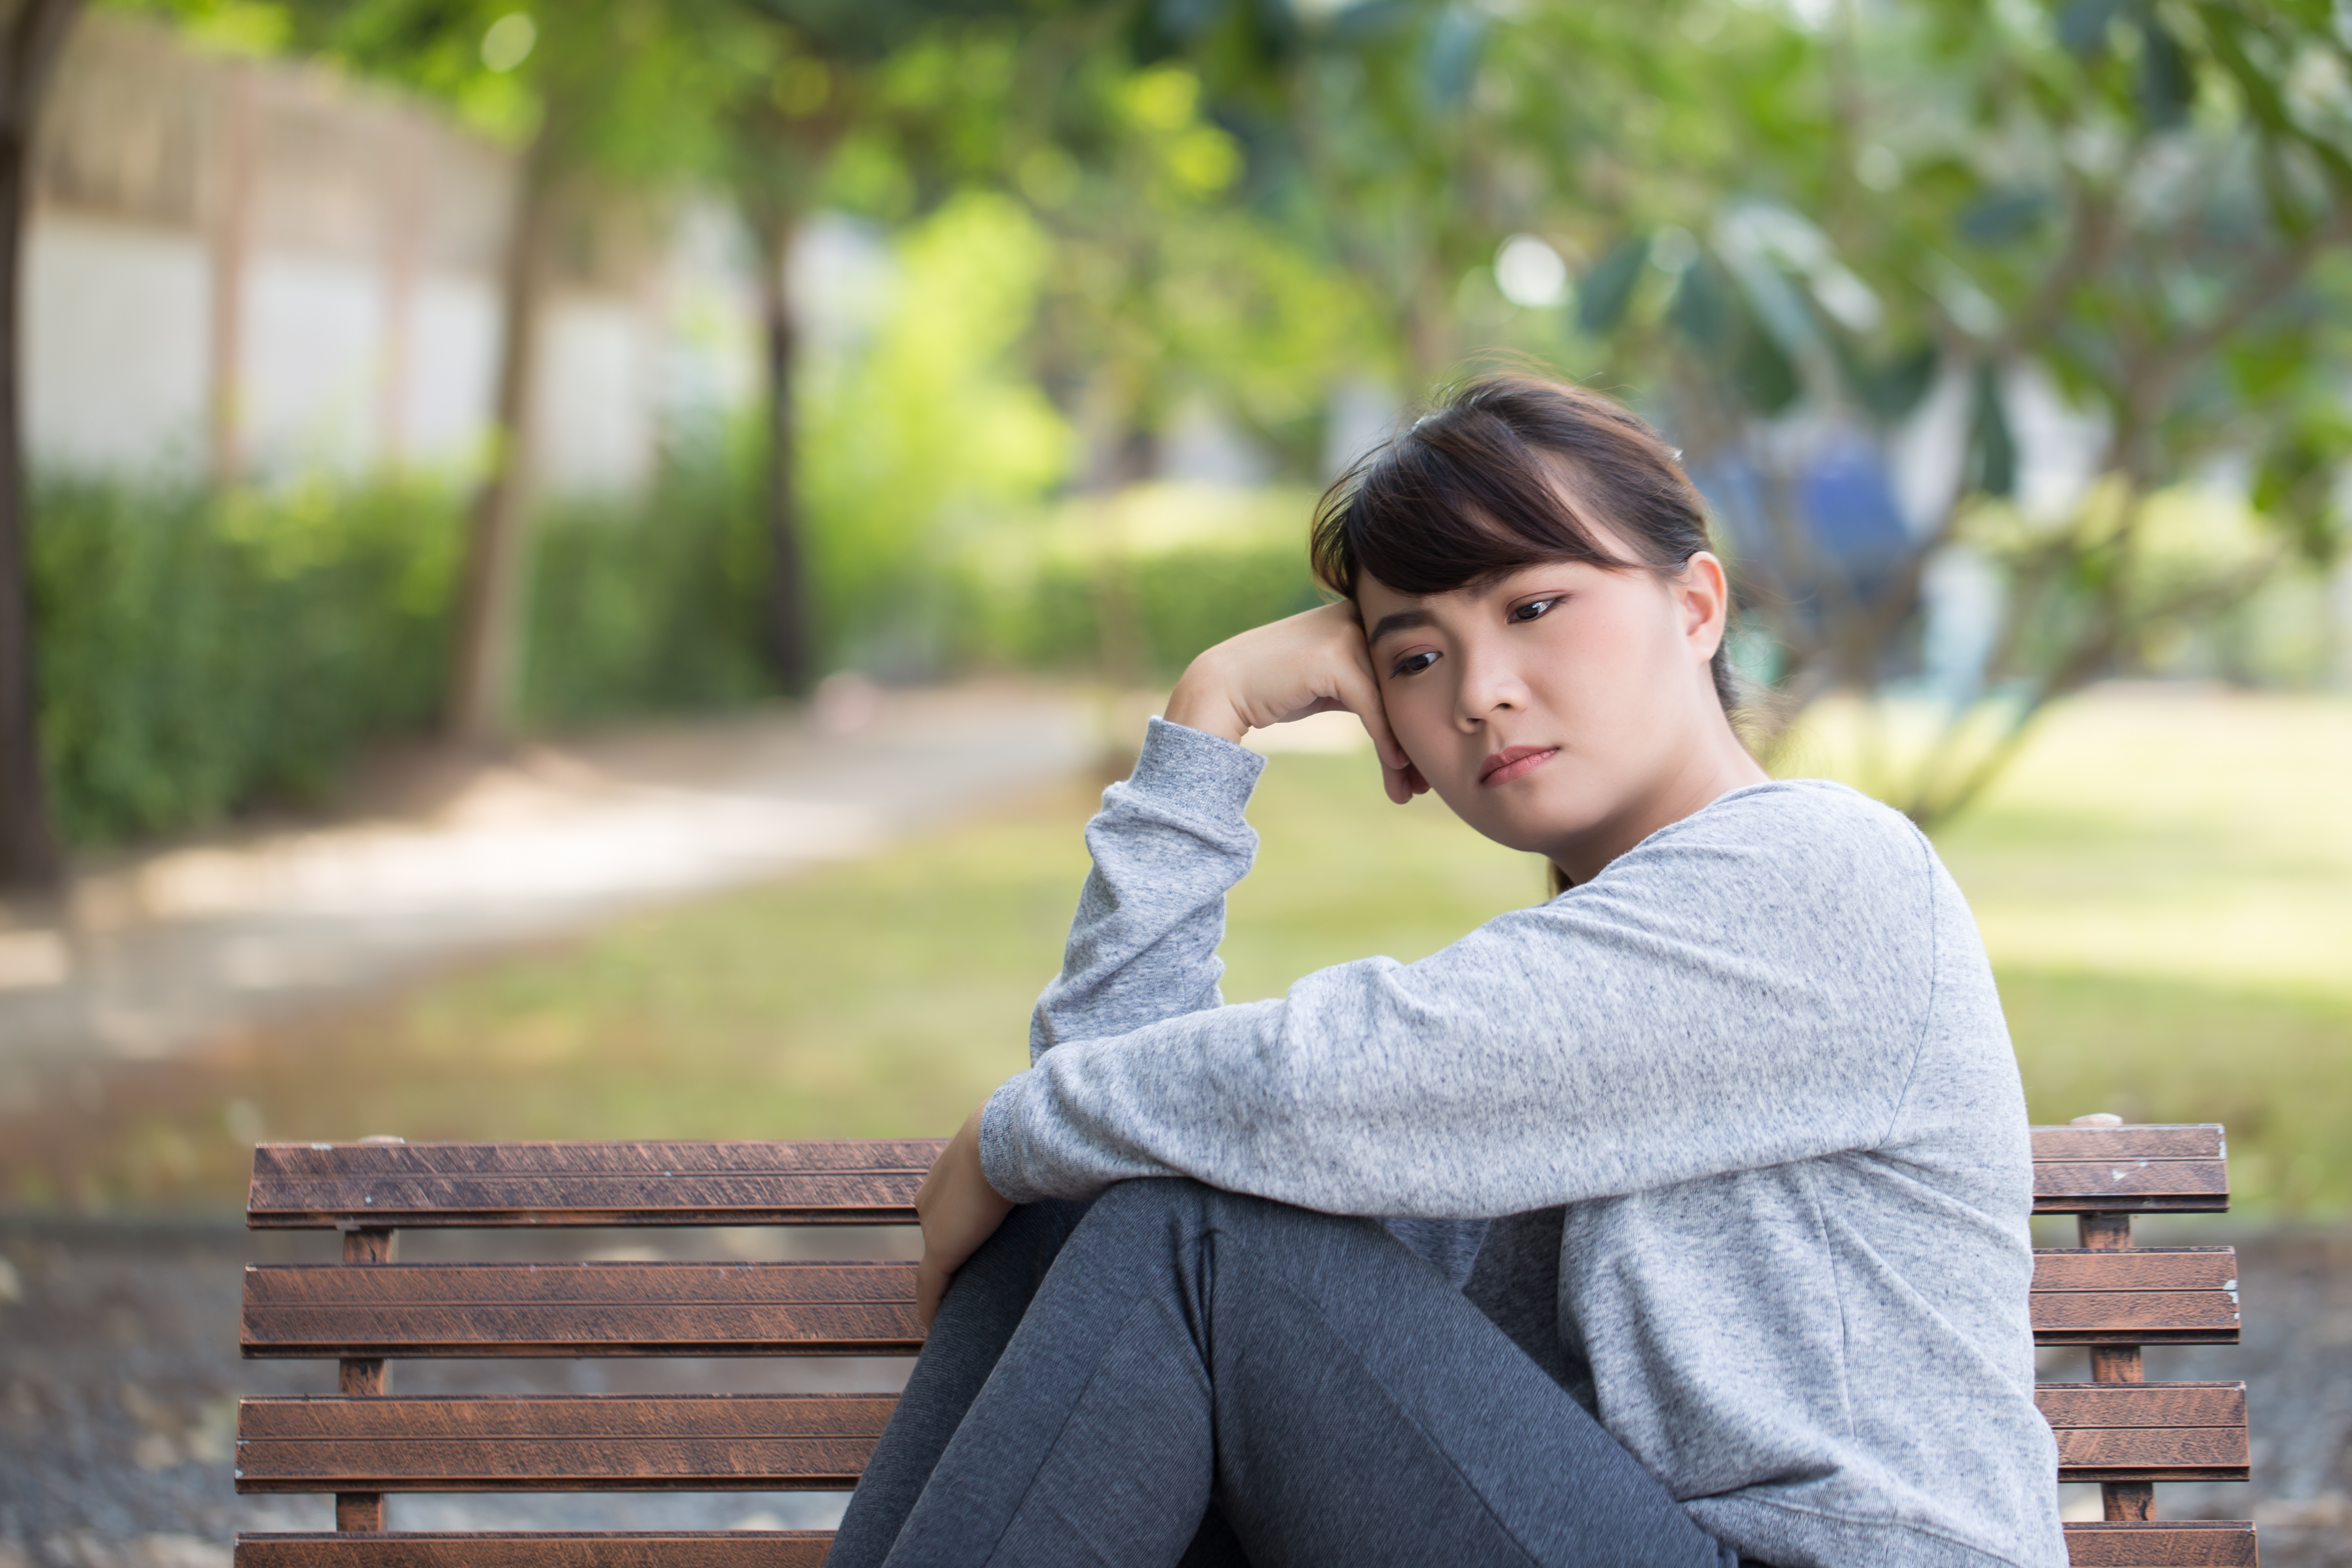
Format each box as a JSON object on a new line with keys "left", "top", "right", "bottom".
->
{"left": 1366, "top": 608, "right": 1433, "bottom": 644}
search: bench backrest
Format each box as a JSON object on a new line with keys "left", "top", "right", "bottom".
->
{"left": 234, "top": 1123, "right": 2256, "bottom": 1568}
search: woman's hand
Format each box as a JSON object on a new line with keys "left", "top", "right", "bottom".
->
{"left": 913, "top": 1104, "right": 1016, "bottom": 1328}
{"left": 1162, "top": 601, "right": 1428, "bottom": 804}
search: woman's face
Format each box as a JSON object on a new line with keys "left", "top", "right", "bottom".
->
{"left": 1356, "top": 536, "right": 1737, "bottom": 868}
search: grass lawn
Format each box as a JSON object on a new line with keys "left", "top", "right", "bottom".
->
{"left": 8, "top": 685, "right": 2348, "bottom": 1218}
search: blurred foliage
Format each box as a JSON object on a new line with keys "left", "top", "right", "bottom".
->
{"left": 798, "top": 193, "right": 1076, "bottom": 671}
{"left": 519, "top": 461, "right": 773, "bottom": 729}
{"left": 30, "top": 476, "right": 456, "bottom": 843}
{"left": 946, "top": 484, "right": 1326, "bottom": 675}
{"left": 66, "top": 0, "right": 2352, "bottom": 836}
{"left": 28, "top": 462, "right": 771, "bottom": 842}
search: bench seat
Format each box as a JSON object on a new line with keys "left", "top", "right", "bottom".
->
{"left": 233, "top": 1125, "right": 2260, "bottom": 1565}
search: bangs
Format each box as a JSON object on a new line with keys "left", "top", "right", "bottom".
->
{"left": 1310, "top": 377, "right": 1709, "bottom": 601}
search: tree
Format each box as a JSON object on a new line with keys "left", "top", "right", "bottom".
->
{"left": 285, "top": 0, "right": 750, "bottom": 742}
{"left": 722, "top": 0, "right": 1095, "bottom": 691}
{"left": 0, "top": 0, "right": 81, "bottom": 891}
{"left": 1530, "top": 0, "right": 2352, "bottom": 823}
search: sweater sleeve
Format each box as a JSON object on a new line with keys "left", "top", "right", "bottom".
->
{"left": 1027, "top": 716, "right": 1268, "bottom": 1063}
{"left": 981, "top": 779, "right": 1938, "bottom": 1217}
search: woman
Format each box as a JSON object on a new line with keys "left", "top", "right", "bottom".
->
{"left": 829, "top": 376, "right": 2065, "bottom": 1568}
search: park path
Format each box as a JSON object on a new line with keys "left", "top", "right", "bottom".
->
{"left": 0, "top": 681, "right": 1100, "bottom": 1108}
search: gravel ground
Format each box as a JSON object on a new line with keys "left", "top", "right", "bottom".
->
{"left": 1, "top": 1216, "right": 2345, "bottom": 1566}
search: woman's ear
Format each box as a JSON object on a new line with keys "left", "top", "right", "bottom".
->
{"left": 1677, "top": 551, "right": 1732, "bottom": 658}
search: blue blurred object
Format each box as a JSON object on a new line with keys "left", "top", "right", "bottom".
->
{"left": 1688, "top": 428, "right": 1924, "bottom": 679}
{"left": 1691, "top": 429, "right": 1912, "bottom": 599}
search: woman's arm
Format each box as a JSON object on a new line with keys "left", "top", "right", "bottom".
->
{"left": 981, "top": 783, "right": 1945, "bottom": 1219}
{"left": 1027, "top": 719, "right": 1265, "bottom": 1060}
{"left": 919, "top": 604, "right": 1419, "bottom": 1318}
{"left": 1032, "top": 601, "right": 1417, "bottom": 1060}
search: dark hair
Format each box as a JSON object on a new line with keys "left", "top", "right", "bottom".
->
{"left": 1311, "top": 374, "right": 1736, "bottom": 712}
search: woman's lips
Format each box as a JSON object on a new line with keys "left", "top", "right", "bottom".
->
{"left": 1479, "top": 745, "right": 1558, "bottom": 786}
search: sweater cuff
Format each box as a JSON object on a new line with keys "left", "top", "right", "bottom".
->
{"left": 1127, "top": 714, "right": 1266, "bottom": 821}
{"left": 977, "top": 1075, "right": 1041, "bottom": 1204}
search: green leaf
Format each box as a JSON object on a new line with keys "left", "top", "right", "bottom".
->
{"left": 1966, "top": 362, "right": 2017, "bottom": 499}
{"left": 1576, "top": 235, "right": 1650, "bottom": 336}
{"left": 1669, "top": 256, "right": 1740, "bottom": 358}
{"left": 2251, "top": 414, "right": 2352, "bottom": 565}
{"left": 1837, "top": 339, "right": 1940, "bottom": 422}
{"left": 2132, "top": 7, "right": 2194, "bottom": 130}
{"left": 1733, "top": 321, "right": 1801, "bottom": 416}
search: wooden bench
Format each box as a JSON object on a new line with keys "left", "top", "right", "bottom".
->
{"left": 233, "top": 1121, "right": 2257, "bottom": 1565}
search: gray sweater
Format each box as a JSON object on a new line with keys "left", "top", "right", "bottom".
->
{"left": 980, "top": 718, "right": 2066, "bottom": 1568}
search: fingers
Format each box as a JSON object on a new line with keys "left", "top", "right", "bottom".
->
{"left": 912, "top": 1102, "right": 1014, "bottom": 1330}
{"left": 1322, "top": 621, "right": 1424, "bottom": 806}
{"left": 916, "top": 1258, "right": 949, "bottom": 1329}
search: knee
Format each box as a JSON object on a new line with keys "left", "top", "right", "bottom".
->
{"left": 1086, "top": 1176, "right": 1214, "bottom": 1225}
{"left": 1083, "top": 1177, "right": 1308, "bottom": 1241}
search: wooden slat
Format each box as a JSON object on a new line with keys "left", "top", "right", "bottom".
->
{"left": 2030, "top": 1127, "right": 2225, "bottom": 1163}
{"left": 2029, "top": 1125, "right": 2229, "bottom": 1214}
{"left": 247, "top": 1128, "right": 2223, "bottom": 1225}
{"left": 235, "top": 1535, "right": 833, "bottom": 1568}
{"left": 242, "top": 1262, "right": 923, "bottom": 1358}
{"left": 2033, "top": 1162, "right": 2230, "bottom": 1213}
{"left": 243, "top": 1130, "right": 2240, "bottom": 1291}
{"left": 234, "top": 1395, "right": 892, "bottom": 1492}
{"left": 256, "top": 1249, "right": 2247, "bottom": 1359}
{"left": 247, "top": 1141, "right": 944, "bottom": 1228}
{"left": 2037, "top": 1382, "right": 2249, "bottom": 1484}
{"left": 2030, "top": 1248, "right": 2239, "bottom": 1345}
{"left": 235, "top": 1524, "right": 2264, "bottom": 1568}
{"left": 2061, "top": 1521, "right": 2259, "bottom": 1566}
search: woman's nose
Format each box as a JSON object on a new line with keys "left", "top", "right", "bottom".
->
{"left": 1454, "top": 649, "right": 1528, "bottom": 726}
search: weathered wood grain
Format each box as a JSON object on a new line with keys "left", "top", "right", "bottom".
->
{"left": 234, "top": 1395, "right": 894, "bottom": 1492}
{"left": 248, "top": 1131, "right": 2229, "bottom": 1227}
{"left": 242, "top": 1262, "right": 923, "bottom": 1358}
{"left": 2037, "top": 1382, "right": 2250, "bottom": 1483}
{"left": 2030, "top": 1248, "right": 2240, "bottom": 1345}
{"left": 2032, "top": 1159, "right": 2230, "bottom": 1214}
{"left": 246, "top": 1141, "right": 946, "bottom": 1228}
{"left": 233, "top": 1534, "right": 834, "bottom": 1567}
{"left": 233, "top": 1522, "right": 2263, "bottom": 1568}
{"left": 2059, "top": 1521, "right": 2259, "bottom": 1565}
{"left": 246, "top": 1248, "right": 2239, "bottom": 1357}
{"left": 2030, "top": 1127, "right": 2224, "bottom": 1163}
{"left": 2038, "top": 1383, "right": 2247, "bottom": 1429}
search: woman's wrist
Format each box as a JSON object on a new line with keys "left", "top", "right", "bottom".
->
{"left": 1163, "top": 657, "right": 1250, "bottom": 744}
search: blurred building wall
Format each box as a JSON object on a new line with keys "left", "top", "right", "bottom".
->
{"left": 23, "top": 13, "right": 740, "bottom": 494}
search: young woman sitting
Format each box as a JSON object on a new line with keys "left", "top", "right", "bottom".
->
{"left": 827, "top": 374, "right": 2064, "bottom": 1568}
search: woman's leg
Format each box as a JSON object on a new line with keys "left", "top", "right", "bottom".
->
{"left": 829, "top": 1199, "right": 1086, "bottom": 1565}
{"left": 860, "top": 1179, "right": 1740, "bottom": 1568}
{"left": 830, "top": 1198, "right": 1247, "bottom": 1568}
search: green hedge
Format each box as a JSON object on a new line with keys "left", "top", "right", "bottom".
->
{"left": 28, "top": 471, "right": 1324, "bottom": 846}
{"left": 523, "top": 465, "right": 769, "bottom": 729}
{"left": 30, "top": 466, "right": 771, "bottom": 845}
{"left": 941, "top": 484, "right": 1329, "bottom": 679}
{"left": 31, "top": 476, "right": 458, "bottom": 843}
{"left": 953, "top": 542, "right": 1324, "bottom": 675}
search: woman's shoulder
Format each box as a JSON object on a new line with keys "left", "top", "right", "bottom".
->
{"left": 1584, "top": 777, "right": 1942, "bottom": 936}
{"left": 1654, "top": 776, "right": 1929, "bottom": 867}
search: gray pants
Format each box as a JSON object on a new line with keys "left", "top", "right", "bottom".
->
{"left": 829, "top": 1179, "right": 1747, "bottom": 1568}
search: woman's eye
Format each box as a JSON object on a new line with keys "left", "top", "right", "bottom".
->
{"left": 1510, "top": 597, "right": 1561, "bottom": 623}
{"left": 1390, "top": 651, "right": 1439, "bottom": 679}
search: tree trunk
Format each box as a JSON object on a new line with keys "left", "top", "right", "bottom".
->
{"left": 0, "top": 0, "right": 81, "bottom": 892}
{"left": 753, "top": 214, "right": 812, "bottom": 694}
{"left": 446, "top": 132, "right": 557, "bottom": 744}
